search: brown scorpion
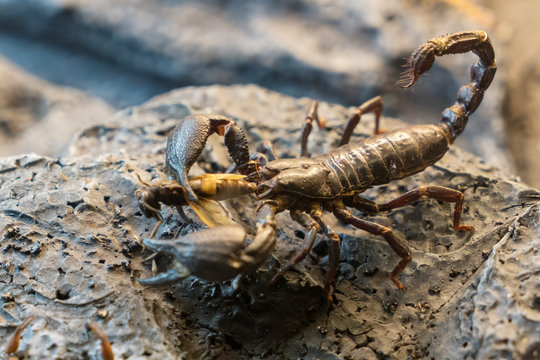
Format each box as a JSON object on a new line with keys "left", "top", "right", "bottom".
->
{"left": 136, "top": 30, "right": 496, "bottom": 300}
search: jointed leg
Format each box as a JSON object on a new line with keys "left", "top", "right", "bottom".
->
{"left": 345, "top": 185, "right": 474, "bottom": 231}
{"left": 343, "top": 195, "right": 379, "bottom": 215}
{"left": 257, "top": 140, "right": 277, "bottom": 162}
{"left": 339, "top": 96, "right": 384, "bottom": 146}
{"left": 300, "top": 101, "right": 326, "bottom": 157}
{"left": 150, "top": 219, "right": 163, "bottom": 238}
{"left": 300, "top": 96, "right": 384, "bottom": 156}
{"left": 333, "top": 207, "right": 411, "bottom": 290}
{"left": 311, "top": 210, "right": 341, "bottom": 301}
{"left": 271, "top": 210, "right": 319, "bottom": 284}
{"left": 378, "top": 185, "right": 474, "bottom": 231}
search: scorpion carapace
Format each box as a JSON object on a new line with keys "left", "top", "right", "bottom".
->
{"left": 136, "top": 30, "right": 496, "bottom": 300}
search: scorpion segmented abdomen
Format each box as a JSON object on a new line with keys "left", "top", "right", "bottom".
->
{"left": 320, "top": 125, "right": 450, "bottom": 194}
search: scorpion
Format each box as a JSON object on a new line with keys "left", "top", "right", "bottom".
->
{"left": 136, "top": 30, "right": 496, "bottom": 300}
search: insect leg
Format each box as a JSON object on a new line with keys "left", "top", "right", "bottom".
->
{"left": 173, "top": 205, "right": 193, "bottom": 226}
{"left": 333, "top": 207, "right": 411, "bottom": 291}
{"left": 339, "top": 95, "right": 384, "bottom": 146}
{"left": 258, "top": 141, "right": 277, "bottom": 162}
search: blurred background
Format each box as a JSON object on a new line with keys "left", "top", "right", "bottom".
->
{"left": 0, "top": 0, "right": 537, "bottom": 188}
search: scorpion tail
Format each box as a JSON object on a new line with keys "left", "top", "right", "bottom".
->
{"left": 399, "top": 30, "right": 497, "bottom": 142}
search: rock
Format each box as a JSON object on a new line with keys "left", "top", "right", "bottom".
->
{"left": 0, "top": 0, "right": 509, "bottom": 170}
{"left": 0, "top": 57, "right": 114, "bottom": 157}
{"left": 0, "top": 84, "right": 538, "bottom": 359}
{"left": 429, "top": 202, "right": 540, "bottom": 359}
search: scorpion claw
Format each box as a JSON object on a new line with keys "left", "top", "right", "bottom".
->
{"left": 166, "top": 115, "right": 233, "bottom": 201}
{"left": 137, "top": 260, "right": 190, "bottom": 286}
{"left": 165, "top": 115, "right": 258, "bottom": 202}
{"left": 238, "top": 216, "right": 277, "bottom": 274}
{"left": 138, "top": 220, "right": 276, "bottom": 284}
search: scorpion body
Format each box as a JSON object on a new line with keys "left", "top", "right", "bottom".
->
{"left": 321, "top": 125, "right": 450, "bottom": 193}
{"left": 137, "top": 30, "right": 496, "bottom": 300}
{"left": 257, "top": 124, "right": 450, "bottom": 200}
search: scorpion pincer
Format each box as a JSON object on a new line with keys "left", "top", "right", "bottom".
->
{"left": 137, "top": 30, "right": 496, "bottom": 300}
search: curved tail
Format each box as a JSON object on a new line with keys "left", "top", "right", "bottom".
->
{"left": 399, "top": 30, "right": 497, "bottom": 142}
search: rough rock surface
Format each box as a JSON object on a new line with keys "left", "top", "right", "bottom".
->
{"left": 0, "top": 0, "right": 509, "bottom": 171}
{"left": 0, "top": 57, "right": 114, "bottom": 157}
{"left": 430, "top": 202, "right": 540, "bottom": 359}
{"left": 1, "top": 85, "right": 538, "bottom": 359}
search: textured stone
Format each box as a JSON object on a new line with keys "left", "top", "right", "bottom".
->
{"left": 0, "top": 58, "right": 114, "bottom": 157}
{"left": 0, "top": 84, "right": 538, "bottom": 359}
{"left": 429, "top": 202, "right": 540, "bottom": 359}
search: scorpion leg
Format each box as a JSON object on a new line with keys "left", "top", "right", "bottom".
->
{"left": 333, "top": 207, "right": 411, "bottom": 291}
{"left": 378, "top": 186, "right": 474, "bottom": 231}
{"left": 346, "top": 185, "right": 474, "bottom": 231}
{"left": 311, "top": 209, "right": 341, "bottom": 302}
{"left": 339, "top": 95, "right": 384, "bottom": 146}
{"left": 300, "top": 101, "right": 326, "bottom": 157}
{"left": 343, "top": 195, "right": 380, "bottom": 215}
{"left": 270, "top": 210, "right": 319, "bottom": 284}
{"left": 226, "top": 141, "right": 276, "bottom": 174}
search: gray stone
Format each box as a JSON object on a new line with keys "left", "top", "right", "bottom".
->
{"left": 0, "top": 84, "right": 538, "bottom": 359}
{"left": 0, "top": 57, "right": 114, "bottom": 157}
{"left": 0, "top": 0, "right": 509, "bottom": 170}
{"left": 429, "top": 202, "right": 540, "bottom": 360}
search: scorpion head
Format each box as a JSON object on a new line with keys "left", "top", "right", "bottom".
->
{"left": 254, "top": 158, "right": 332, "bottom": 199}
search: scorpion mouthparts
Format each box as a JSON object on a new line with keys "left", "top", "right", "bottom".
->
{"left": 257, "top": 180, "right": 276, "bottom": 199}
